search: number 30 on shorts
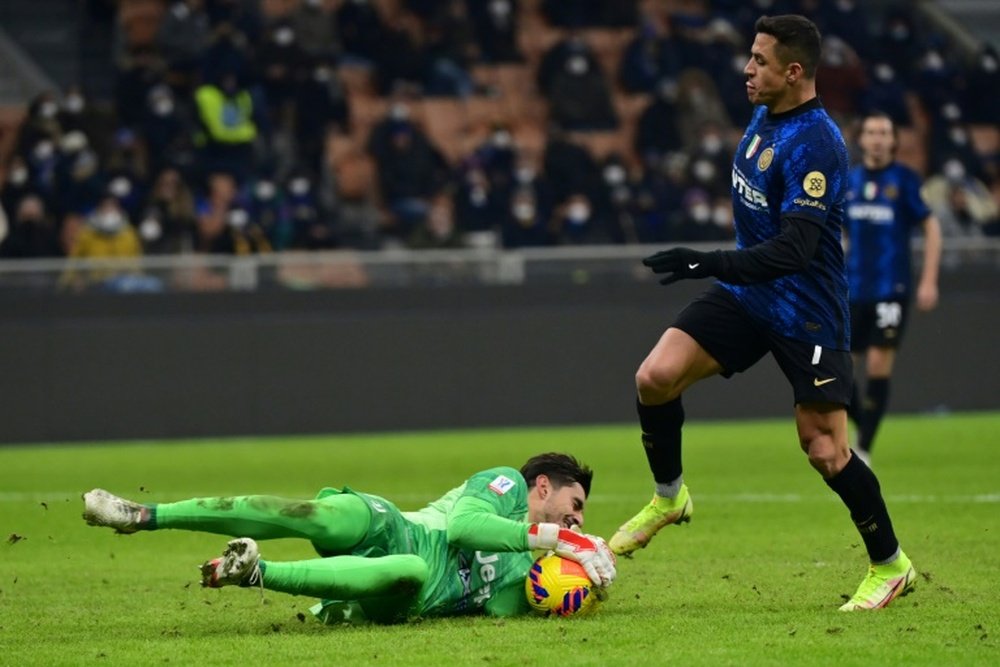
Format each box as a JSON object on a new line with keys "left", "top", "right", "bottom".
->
{"left": 875, "top": 301, "right": 902, "bottom": 329}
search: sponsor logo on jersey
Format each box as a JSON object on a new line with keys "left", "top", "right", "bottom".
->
{"left": 883, "top": 184, "right": 899, "bottom": 200}
{"left": 803, "top": 171, "right": 827, "bottom": 198}
{"left": 488, "top": 475, "right": 516, "bottom": 495}
{"left": 847, "top": 203, "right": 893, "bottom": 223}
{"left": 745, "top": 134, "right": 762, "bottom": 159}
{"left": 732, "top": 166, "right": 768, "bottom": 210}
{"left": 793, "top": 197, "right": 828, "bottom": 211}
{"left": 863, "top": 181, "right": 877, "bottom": 200}
{"left": 757, "top": 147, "right": 774, "bottom": 171}
{"left": 473, "top": 551, "right": 500, "bottom": 605}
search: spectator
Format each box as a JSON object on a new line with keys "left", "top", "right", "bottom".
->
{"left": 114, "top": 47, "right": 167, "bottom": 129}
{"left": 963, "top": 45, "right": 1000, "bottom": 126}
{"left": 674, "top": 69, "right": 731, "bottom": 154}
{"left": 16, "top": 93, "right": 63, "bottom": 159}
{"left": 545, "top": 46, "right": 619, "bottom": 131}
{"left": 291, "top": 0, "right": 342, "bottom": 65}
{"left": 922, "top": 159, "right": 999, "bottom": 240}
{"left": 367, "top": 100, "right": 449, "bottom": 240}
{"left": 193, "top": 72, "right": 264, "bottom": 181}
{"left": 294, "top": 59, "right": 350, "bottom": 174}
{"left": 256, "top": 17, "right": 308, "bottom": 119}
{"left": 286, "top": 172, "right": 336, "bottom": 250}
{"left": 859, "top": 63, "right": 911, "bottom": 127}
{"left": 469, "top": 0, "right": 521, "bottom": 63}
{"left": 408, "top": 192, "right": 464, "bottom": 249}
{"left": 0, "top": 195, "right": 62, "bottom": 259}
{"left": 60, "top": 195, "right": 144, "bottom": 291}
{"left": 1, "top": 156, "right": 35, "bottom": 221}
{"left": 195, "top": 171, "right": 271, "bottom": 255}
{"left": 631, "top": 152, "right": 687, "bottom": 244}
{"left": 541, "top": 126, "right": 601, "bottom": 206}
{"left": 422, "top": 0, "right": 479, "bottom": 98}
{"left": 372, "top": 13, "right": 426, "bottom": 96}
{"left": 158, "top": 0, "right": 211, "bottom": 92}
{"left": 138, "top": 167, "right": 198, "bottom": 254}
{"left": 58, "top": 85, "right": 115, "bottom": 160}
{"left": 619, "top": 11, "right": 680, "bottom": 94}
{"left": 501, "top": 180, "right": 553, "bottom": 248}
{"left": 635, "top": 78, "right": 682, "bottom": 164}
{"left": 816, "top": 36, "right": 866, "bottom": 120}
{"left": 336, "top": 0, "right": 386, "bottom": 65}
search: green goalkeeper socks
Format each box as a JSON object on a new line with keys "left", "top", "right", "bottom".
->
{"left": 153, "top": 494, "right": 370, "bottom": 552}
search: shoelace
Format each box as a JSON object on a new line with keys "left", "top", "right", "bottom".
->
{"left": 246, "top": 563, "right": 265, "bottom": 601}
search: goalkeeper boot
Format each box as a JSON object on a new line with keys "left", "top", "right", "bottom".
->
{"left": 609, "top": 484, "right": 692, "bottom": 556}
{"left": 839, "top": 551, "right": 916, "bottom": 611}
{"left": 82, "top": 489, "right": 148, "bottom": 534}
{"left": 201, "top": 538, "right": 262, "bottom": 589}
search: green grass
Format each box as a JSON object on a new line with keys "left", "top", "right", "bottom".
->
{"left": 2, "top": 413, "right": 998, "bottom": 666}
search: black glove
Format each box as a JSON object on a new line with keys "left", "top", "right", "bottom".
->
{"left": 642, "top": 248, "right": 723, "bottom": 285}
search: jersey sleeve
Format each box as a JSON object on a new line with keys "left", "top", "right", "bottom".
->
{"left": 900, "top": 167, "right": 932, "bottom": 227}
{"left": 779, "top": 128, "right": 844, "bottom": 226}
{"left": 445, "top": 466, "right": 531, "bottom": 552}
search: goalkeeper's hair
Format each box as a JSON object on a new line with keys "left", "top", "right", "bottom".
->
{"left": 521, "top": 453, "right": 593, "bottom": 497}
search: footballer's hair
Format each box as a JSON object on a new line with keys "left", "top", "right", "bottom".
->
{"left": 754, "top": 14, "right": 822, "bottom": 79}
{"left": 856, "top": 110, "right": 899, "bottom": 154}
{"left": 520, "top": 453, "right": 593, "bottom": 497}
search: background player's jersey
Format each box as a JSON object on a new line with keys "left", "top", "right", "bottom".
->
{"left": 724, "top": 100, "right": 850, "bottom": 350}
{"left": 844, "top": 162, "right": 931, "bottom": 302}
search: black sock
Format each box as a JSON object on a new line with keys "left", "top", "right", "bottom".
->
{"left": 847, "top": 380, "right": 861, "bottom": 426}
{"left": 858, "top": 378, "right": 890, "bottom": 453}
{"left": 824, "top": 451, "right": 899, "bottom": 562}
{"left": 637, "top": 397, "right": 684, "bottom": 484}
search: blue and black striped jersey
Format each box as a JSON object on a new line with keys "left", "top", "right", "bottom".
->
{"left": 844, "top": 162, "right": 931, "bottom": 302}
{"left": 723, "top": 99, "right": 851, "bottom": 351}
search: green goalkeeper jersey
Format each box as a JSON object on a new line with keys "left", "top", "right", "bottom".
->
{"left": 315, "top": 466, "right": 536, "bottom": 618}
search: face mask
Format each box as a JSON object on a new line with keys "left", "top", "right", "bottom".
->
{"left": 313, "top": 67, "right": 331, "bottom": 83}
{"left": 153, "top": 97, "right": 175, "bottom": 117}
{"left": 64, "top": 94, "right": 85, "bottom": 114}
{"left": 874, "top": 64, "right": 894, "bottom": 82}
{"left": 273, "top": 26, "right": 295, "bottom": 46}
{"left": 109, "top": 177, "right": 132, "bottom": 198}
{"left": 33, "top": 140, "right": 55, "bottom": 161}
{"left": 93, "top": 210, "right": 125, "bottom": 233}
{"left": 60, "top": 131, "right": 88, "bottom": 153}
{"left": 513, "top": 202, "right": 535, "bottom": 221}
{"left": 389, "top": 103, "right": 410, "bottom": 121}
{"left": 889, "top": 24, "right": 910, "bottom": 41}
{"left": 8, "top": 167, "right": 28, "bottom": 185}
{"left": 515, "top": 167, "right": 535, "bottom": 183}
{"left": 469, "top": 187, "right": 487, "bottom": 206}
{"left": 289, "top": 178, "right": 310, "bottom": 196}
{"left": 139, "top": 216, "right": 163, "bottom": 242}
{"left": 603, "top": 164, "right": 626, "bottom": 185}
{"left": 692, "top": 159, "right": 715, "bottom": 183}
{"left": 39, "top": 101, "right": 59, "bottom": 119}
{"left": 923, "top": 51, "right": 944, "bottom": 72}
{"left": 227, "top": 209, "right": 249, "bottom": 229}
{"left": 941, "top": 103, "right": 961, "bottom": 121}
{"left": 566, "top": 202, "right": 590, "bottom": 224}
{"left": 690, "top": 203, "right": 711, "bottom": 223}
{"left": 255, "top": 181, "right": 277, "bottom": 201}
{"left": 943, "top": 160, "right": 965, "bottom": 181}
{"left": 567, "top": 55, "right": 589, "bottom": 76}
{"left": 948, "top": 127, "right": 968, "bottom": 146}
{"left": 982, "top": 55, "right": 998, "bottom": 73}
{"left": 712, "top": 205, "right": 731, "bottom": 228}
{"left": 701, "top": 135, "right": 723, "bottom": 155}
{"left": 491, "top": 130, "right": 512, "bottom": 149}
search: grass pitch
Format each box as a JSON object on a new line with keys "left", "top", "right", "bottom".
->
{"left": 2, "top": 412, "right": 998, "bottom": 666}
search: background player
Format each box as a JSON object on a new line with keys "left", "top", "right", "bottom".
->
{"left": 83, "top": 452, "right": 615, "bottom": 623}
{"left": 844, "top": 111, "right": 942, "bottom": 466}
{"left": 608, "top": 15, "right": 916, "bottom": 611}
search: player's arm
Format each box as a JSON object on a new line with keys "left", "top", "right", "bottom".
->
{"left": 643, "top": 215, "right": 822, "bottom": 285}
{"left": 916, "top": 213, "right": 942, "bottom": 311}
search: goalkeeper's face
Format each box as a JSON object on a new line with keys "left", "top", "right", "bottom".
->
{"left": 530, "top": 479, "right": 587, "bottom": 529}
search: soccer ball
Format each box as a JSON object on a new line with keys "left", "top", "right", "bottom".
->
{"left": 525, "top": 554, "right": 600, "bottom": 617}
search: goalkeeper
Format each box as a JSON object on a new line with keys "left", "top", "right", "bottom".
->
{"left": 83, "top": 452, "right": 615, "bottom": 623}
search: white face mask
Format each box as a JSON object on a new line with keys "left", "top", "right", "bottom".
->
{"left": 109, "top": 177, "right": 132, "bottom": 198}
{"left": 93, "top": 210, "right": 125, "bottom": 233}
{"left": 389, "top": 103, "right": 410, "bottom": 121}
{"left": 874, "top": 64, "right": 894, "bottom": 82}
{"left": 8, "top": 167, "right": 29, "bottom": 185}
{"left": 33, "top": 140, "right": 55, "bottom": 161}
{"left": 289, "top": 178, "right": 310, "bottom": 196}
{"left": 712, "top": 205, "right": 731, "bottom": 228}
{"left": 491, "top": 130, "right": 512, "bottom": 149}
{"left": 567, "top": 55, "right": 589, "bottom": 76}
{"left": 39, "top": 101, "right": 59, "bottom": 119}
{"left": 255, "top": 181, "right": 277, "bottom": 200}
{"left": 153, "top": 97, "right": 175, "bottom": 117}
{"left": 139, "top": 216, "right": 163, "bottom": 242}
{"left": 701, "top": 135, "right": 723, "bottom": 155}
{"left": 943, "top": 159, "right": 965, "bottom": 181}
{"left": 692, "top": 159, "right": 716, "bottom": 183}
{"left": 227, "top": 209, "right": 249, "bottom": 229}
{"left": 515, "top": 167, "right": 535, "bottom": 183}
{"left": 566, "top": 202, "right": 590, "bottom": 224}
{"left": 948, "top": 127, "right": 968, "bottom": 146}
{"left": 603, "top": 164, "right": 626, "bottom": 185}
{"left": 982, "top": 55, "right": 999, "bottom": 73}
{"left": 64, "top": 94, "right": 85, "bottom": 114}
{"left": 469, "top": 187, "right": 487, "bottom": 206}
{"left": 690, "top": 203, "right": 711, "bottom": 224}
{"left": 273, "top": 26, "right": 295, "bottom": 46}
{"left": 513, "top": 202, "right": 535, "bottom": 221}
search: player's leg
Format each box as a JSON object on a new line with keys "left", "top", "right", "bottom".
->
{"left": 611, "top": 287, "right": 765, "bottom": 556}
{"left": 83, "top": 490, "right": 370, "bottom": 553}
{"left": 201, "top": 537, "right": 427, "bottom": 623}
{"left": 856, "top": 345, "right": 896, "bottom": 457}
{"left": 795, "top": 402, "right": 915, "bottom": 610}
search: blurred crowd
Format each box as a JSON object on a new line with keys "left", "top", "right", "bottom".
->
{"left": 1, "top": 0, "right": 998, "bottom": 276}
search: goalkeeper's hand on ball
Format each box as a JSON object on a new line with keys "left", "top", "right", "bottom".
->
{"left": 528, "top": 523, "right": 617, "bottom": 587}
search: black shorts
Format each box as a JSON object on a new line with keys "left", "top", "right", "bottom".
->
{"left": 850, "top": 299, "right": 910, "bottom": 352}
{"left": 673, "top": 285, "right": 853, "bottom": 406}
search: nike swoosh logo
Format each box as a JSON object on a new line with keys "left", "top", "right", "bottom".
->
{"left": 688, "top": 263, "right": 700, "bottom": 270}
{"left": 813, "top": 377, "right": 837, "bottom": 386}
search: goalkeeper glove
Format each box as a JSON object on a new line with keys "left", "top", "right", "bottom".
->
{"left": 642, "top": 248, "right": 723, "bottom": 285}
{"left": 527, "top": 523, "right": 617, "bottom": 587}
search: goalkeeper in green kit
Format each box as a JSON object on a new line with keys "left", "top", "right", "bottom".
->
{"left": 83, "top": 453, "right": 615, "bottom": 623}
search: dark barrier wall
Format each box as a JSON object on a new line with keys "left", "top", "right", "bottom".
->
{"left": 1, "top": 266, "right": 996, "bottom": 443}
